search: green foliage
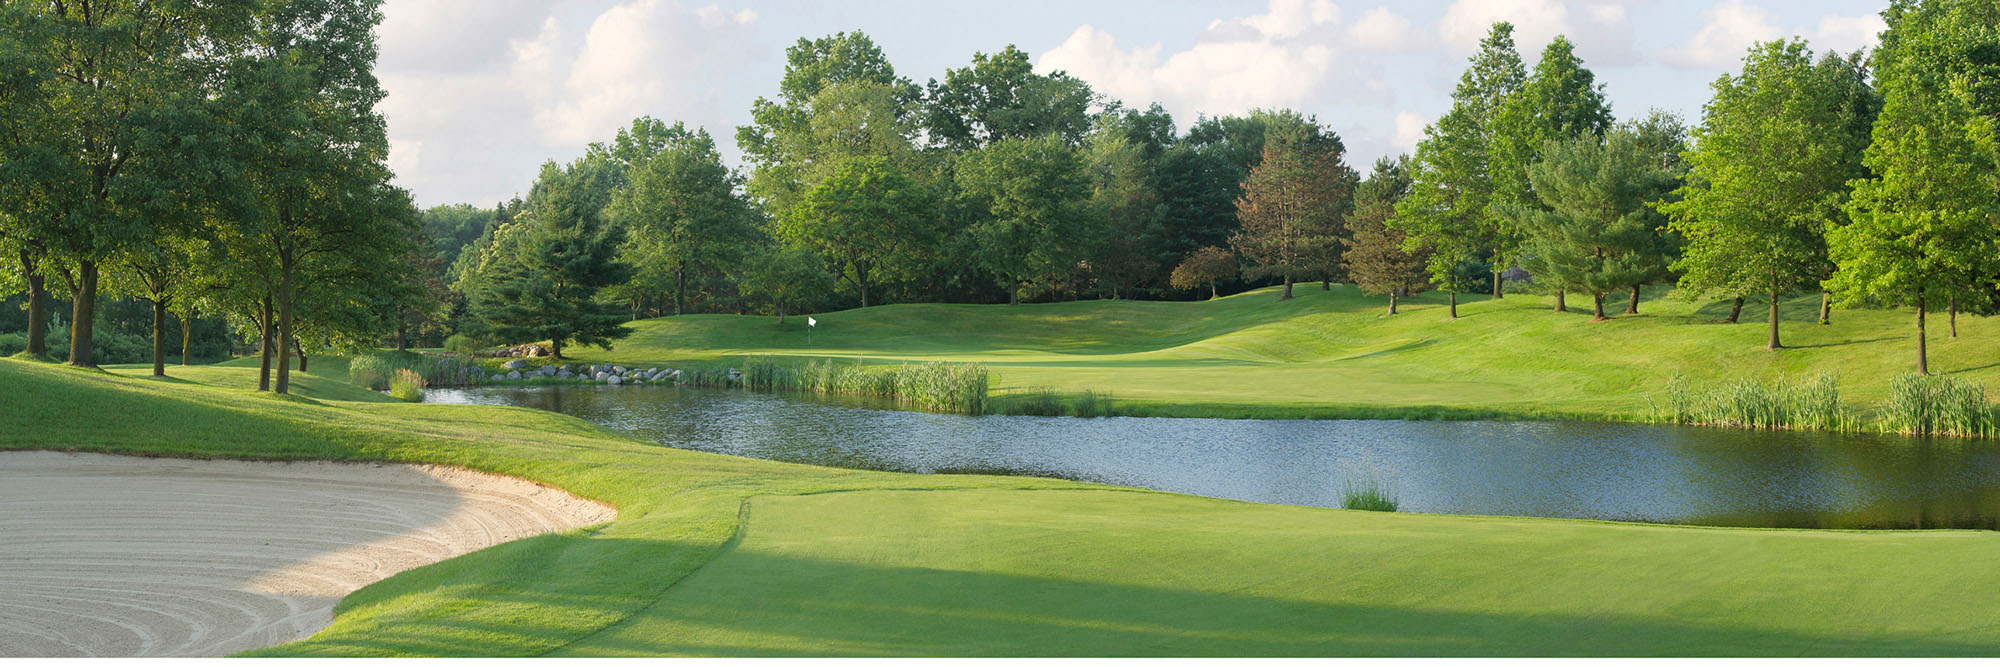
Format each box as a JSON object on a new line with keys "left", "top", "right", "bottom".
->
{"left": 1341, "top": 482, "right": 1400, "bottom": 512}
{"left": 1344, "top": 157, "right": 1427, "bottom": 304}
{"left": 924, "top": 45, "right": 1095, "bottom": 152}
{"left": 387, "top": 368, "right": 427, "bottom": 402}
{"left": 958, "top": 134, "right": 1099, "bottom": 303}
{"left": 1228, "top": 116, "right": 1354, "bottom": 298}
{"left": 1487, "top": 35, "right": 1613, "bottom": 273}
{"left": 995, "top": 387, "right": 1115, "bottom": 418}
{"left": 732, "top": 356, "right": 990, "bottom": 414}
{"left": 442, "top": 334, "right": 482, "bottom": 354}
{"left": 465, "top": 155, "right": 634, "bottom": 358}
{"left": 606, "top": 119, "right": 760, "bottom": 317}
{"left": 1509, "top": 124, "right": 1682, "bottom": 317}
{"left": 1884, "top": 373, "right": 1996, "bottom": 438}
{"left": 779, "top": 155, "right": 938, "bottom": 307}
{"left": 1661, "top": 39, "right": 1878, "bottom": 347}
{"left": 1394, "top": 22, "right": 1527, "bottom": 297}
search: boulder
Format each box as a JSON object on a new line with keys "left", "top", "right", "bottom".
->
{"left": 501, "top": 360, "right": 528, "bottom": 371}
{"left": 631, "top": 380, "right": 644, "bottom": 386}
{"left": 504, "top": 370, "right": 522, "bottom": 380}
{"left": 593, "top": 371, "right": 609, "bottom": 381}
{"left": 557, "top": 370, "right": 573, "bottom": 380}
{"left": 606, "top": 375, "right": 623, "bottom": 385}
{"left": 612, "top": 366, "right": 627, "bottom": 374}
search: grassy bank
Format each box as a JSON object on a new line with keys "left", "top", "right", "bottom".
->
{"left": 8, "top": 355, "right": 2000, "bottom": 655}
{"left": 560, "top": 285, "right": 2000, "bottom": 424}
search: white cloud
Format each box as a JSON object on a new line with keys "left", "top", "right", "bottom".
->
{"left": 1437, "top": 0, "right": 1639, "bottom": 67}
{"left": 377, "top": 0, "right": 760, "bottom": 206}
{"left": 1347, "top": 6, "right": 1422, "bottom": 54}
{"left": 1392, "top": 111, "right": 1428, "bottom": 153}
{"left": 1660, "top": 2, "right": 1887, "bottom": 70}
{"left": 1038, "top": 0, "right": 1367, "bottom": 127}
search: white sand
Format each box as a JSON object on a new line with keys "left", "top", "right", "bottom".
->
{"left": 0, "top": 451, "right": 615, "bottom": 657}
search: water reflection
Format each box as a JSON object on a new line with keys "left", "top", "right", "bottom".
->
{"left": 428, "top": 385, "right": 2000, "bottom": 529}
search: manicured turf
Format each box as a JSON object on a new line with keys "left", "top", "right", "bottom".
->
{"left": 567, "top": 285, "right": 1998, "bottom": 420}
{"left": 5, "top": 356, "right": 2000, "bottom": 656}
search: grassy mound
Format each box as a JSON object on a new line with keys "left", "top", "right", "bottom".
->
{"left": 6, "top": 356, "right": 2000, "bottom": 655}
{"left": 567, "top": 285, "right": 2000, "bottom": 421}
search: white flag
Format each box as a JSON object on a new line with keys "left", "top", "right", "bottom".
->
{"left": 808, "top": 317, "right": 817, "bottom": 327}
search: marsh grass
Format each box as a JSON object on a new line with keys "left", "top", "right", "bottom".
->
{"left": 996, "top": 387, "right": 1116, "bottom": 417}
{"left": 1884, "top": 373, "right": 1997, "bottom": 437}
{"left": 717, "top": 357, "right": 990, "bottom": 414}
{"left": 350, "top": 351, "right": 482, "bottom": 390}
{"left": 1657, "top": 372, "right": 1847, "bottom": 431}
{"left": 1341, "top": 482, "right": 1399, "bottom": 512}
{"left": 388, "top": 369, "right": 427, "bottom": 402}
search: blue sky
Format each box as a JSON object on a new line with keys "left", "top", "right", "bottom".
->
{"left": 377, "top": 0, "right": 1890, "bottom": 208}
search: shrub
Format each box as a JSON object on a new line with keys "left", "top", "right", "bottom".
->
{"left": 349, "top": 351, "right": 481, "bottom": 390}
{"left": 442, "top": 334, "right": 483, "bottom": 354}
{"left": 996, "top": 387, "right": 1113, "bottom": 417}
{"left": 388, "top": 369, "right": 427, "bottom": 402}
{"left": 0, "top": 333, "right": 23, "bottom": 357}
{"left": 1342, "top": 482, "right": 1399, "bottom": 512}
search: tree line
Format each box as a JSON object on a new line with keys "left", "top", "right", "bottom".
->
{"left": 0, "top": 1, "right": 421, "bottom": 394}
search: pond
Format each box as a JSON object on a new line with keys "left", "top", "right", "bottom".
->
{"left": 426, "top": 385, "right": 2000, "bottom": 529}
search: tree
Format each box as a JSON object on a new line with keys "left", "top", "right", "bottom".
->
{"left": 777, "top": 156, "right": 937, "bottom": 308}
{"left": 1083, "top": 117, "right": 1166, "bottom": 299}
{"left": 958, "top": 135, "right": 1098, "bottom": 305}
{"left": 1828, "top": 0, "right": 1999, "bottom": 375}
{"left": 738, "top": 33, "right": 922, "bottom": 215}
{"left": 925, "top": 45, "right": 1096, "bottom": 152}
{"left": 742, "top": 246, "right": 834, "bottom": 324}
{"left": 105, "top": 235, "right": 196, "bottom": 376}
{"left": 1659, "top": 39, "right": 1876, "bottom": 350}
{"left": 1488, "top": 35, "right": 1614, "bottom": 308}
{"left": 607, "top": 120, "right": 758, "bottom": 316}
{"left": 1510, "top": 127, "right": 1682, "bottom": 321}
{"left": 1169, "top": 247, "right": 1238, "bottom": 300}
{"left": 1344, "top": 157, "right": 1429, "bottom": 315}
{"left": 1396, "top": 23, "right": 1526, "bottom": 304}
{"left": 1230, "top": 120, "right": 1353, "bottom": 301}
{"left": 467, "top": 157, "right": 633, "bottom": 358}
{"left": 1, "top": 2, "right": 256, "bottom": 367}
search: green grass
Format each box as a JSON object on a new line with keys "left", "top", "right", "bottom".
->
{"left": 9, "top": 355, "right": 2000, "bottom": 655}
{"left": 564, "top": 285, "right": 2000, "bottom": 424}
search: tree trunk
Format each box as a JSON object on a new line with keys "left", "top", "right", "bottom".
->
{"left": 19, "top": 248, "right": 46, "bottom": 356}
{"left": 778, "top": 303, "right": 787, "bottom": 325}
{"left": 394, "top": 323, "right": 407, "bottom": 352}
{"left": 1949, "top": 293, "right": 1958, "bottom": 339}
{"left": 275, "top": 272, "right": 296, "bottom": 395}
{"left": 1818, "top": 290, "right": 1832, "bottom": 325}
{"left": 1917, "top": 293, "right": 1929, "bottom": 375}
{"left": 1491, "top": 264, "right": 1503, "bottom": 299}
{"left": 1448, "top": 291, "right": 1458, "bottom": 319}
{"left": 1010, "top": 281, "right": 1020, "bottom": 306}
{"left": 675, "top": 266, "right": 686, "bottom": 316}
{"left": 294, "top": 338, "right": 308, "bottom": 373}
{"left": 552, "top": 338, "right": 565, "bottom": 360}
{"left": 1554, "top": 290, "right": 1566, "bottom": 312}
{"left": 1767, "top": 290, "right": 1782, "bottom": 350}
{"left": 1280, "top": 274, "right": 1293, "bottom": 301}
{"left": 1208, "top": 281, "right": 1217, "bottom": 300}
{"left": 1726, "top": 296, "right": 1744, "bottom": 324}
{"left": 1388, "top": 292, "right": 1398, "bottom": 315}
{"left": 1321, "top": 278, "right": 1330, "bottom": 291}
{"left": 855, "top": 263, "right": 870, "bottom": 309}
{"left": 151, "top": 299, "right": 167, "bottom": 377}
{"left": 1590, "top": 292, "right": 1606, "bottom": 320}
{"left": 258, "top": 298, "right": 273, "bottom": 392}
{"left": 1627, "top": 285, "right": 1641, "bottom": 315}
{"left": 180, "top": 317, "right": 192, "bottom": 366}
{"left": 67, "top": 259, "right": 98, "bottom": 367}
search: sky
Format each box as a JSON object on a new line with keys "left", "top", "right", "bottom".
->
{"left": 376, "top": 0, "right": 1891, "bottom": 209}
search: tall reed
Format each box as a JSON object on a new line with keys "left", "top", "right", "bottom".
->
{"left": 1884, "top": 373, "right": 1996, "bottom": 437}
{"left": 1656, "top": 372, "right": 1845, "bottom": 431}
{"left": 1341, "top": 481, "right": 1399, "bottom": 512}
{"left": 727, "top": 357, "right": 991, "bottom": 414}
{"left": 388, "top": 369, "right": 428, "bottom": 402}
{"left": 350, "top": 351, "right": 481, "bottom": 390}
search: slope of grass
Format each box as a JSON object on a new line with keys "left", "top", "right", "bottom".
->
{"left": 568, "top": 286, "right": 1998, "bottom": 421}
{"left": 7, "top": 356, "right": 2000, "bottom": 656}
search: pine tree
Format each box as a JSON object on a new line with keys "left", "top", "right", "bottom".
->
{"left": 1489, "top": 35, "right": 1613, "bottom": 310}
{"left": 469, "top": 156, "right": 633, "bottom": 358}
{"left": 1230, "top": 120, "right": 1351, "bottom": 301}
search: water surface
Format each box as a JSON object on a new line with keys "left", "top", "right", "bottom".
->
{"left": 427, "top": 385, "right": 2000, "bottom": 529}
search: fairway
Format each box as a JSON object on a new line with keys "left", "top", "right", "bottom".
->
{"left": 7, "top": 356, "right": 2000, "bottom": 656}
{"left": 570, "top": 284, "right": 1995, "bottom": 421}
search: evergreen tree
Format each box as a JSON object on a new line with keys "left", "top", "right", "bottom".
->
{"left": 1489, "top": 35, "right": 1614, "bottom": 309}
{"left": 1511, "top": 126, "right": 1681, "bottom": 321}
{"left": 1230, "top": 119, "right": 1352, "bottom": 301}
{"left": 468, "top": 156, "right": 633, "bottom": 358}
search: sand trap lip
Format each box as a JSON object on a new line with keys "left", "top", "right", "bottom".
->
{"left": 0, "top": 451, "right": 615, "bottom": 657}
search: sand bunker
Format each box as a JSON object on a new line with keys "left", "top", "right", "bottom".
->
{"left": 0, "top": 451, "right": 614, "bottom": 657}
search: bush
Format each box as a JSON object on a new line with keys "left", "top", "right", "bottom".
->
{"left": 442, "top": 334, "right": 483, "bottom": 354}
{"left": 388, "top": 369, "right": 427, "bottom": 402}
{"left": 996, "top": 387, "right": 1114, "bottom": 417}
{"left": 0, "top": 333, "right": 23, "bottom": 357}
